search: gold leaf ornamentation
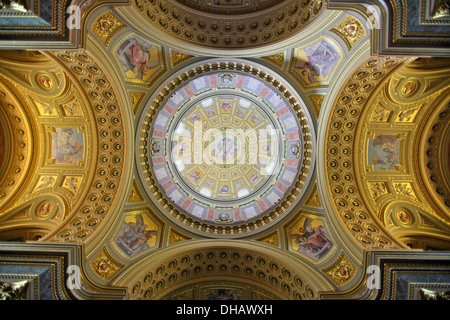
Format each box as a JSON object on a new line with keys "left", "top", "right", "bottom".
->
{"left": 92, "top": 11, "right": 127, "bottom": 47}
{"left": 256, "top": 230, "right": 280, "bottom": 247}
{"left": 330, "top": 15, "right": 367, "bottom": 51}
{"left": 90, "top": 247, "right": 124, "bottom": 281}
{"left": 322, "top": 252, "right": 356, "bottom": 286}
{"left": 168, "top": 228, "right": 191, "bottom": 245}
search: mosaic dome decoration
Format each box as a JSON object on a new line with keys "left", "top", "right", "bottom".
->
{"left": 138, "top": 60, "right": 315, "bottom": 237}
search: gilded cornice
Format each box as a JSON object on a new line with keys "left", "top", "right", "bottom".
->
{"left": 317, "top": 40, "right": 372, "bottom": 263}
{"left": 328, "top": 0, "right": 450, "bottom": 56}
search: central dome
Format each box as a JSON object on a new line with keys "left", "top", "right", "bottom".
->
{"left": 169, "top": 92, "right": 283, "bottom": 204}
{"left": 138, "top": 60, "right": 315, "bottom": 237}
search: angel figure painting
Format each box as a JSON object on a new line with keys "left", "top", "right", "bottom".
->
{"left": 51, "top": 128, "right": 84, "bottom": 164}
{"left": 368, "top": 134, "right": 401, "bottom": 170}
{"left": 115, "top": 212, "right": 159, "bottom": 257}
{"left": 116, "top": 36, "right": 161, "bottom": 83}
{"left": 289, "top": 216, "right": 333, "bottom": 261}
{"left": 292, "top": 39, "right": 340, "bottom": 87}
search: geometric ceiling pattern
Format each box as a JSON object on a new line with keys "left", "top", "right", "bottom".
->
{"left": 139, "top": 60, "right": 315, "bottom": 237}
{"left": 0, "top": 0, "right": 449, "bottom": 301}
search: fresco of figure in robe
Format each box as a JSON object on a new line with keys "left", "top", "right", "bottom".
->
{"left": 293, "top": 39, "right": 341, "bottom": 87}
{"left": 51, "top": 128, "right": 84, "bottom": 164}
{"left": 115, "top": 213, "right": 159, "bottom": 257}
{"left": 368, "top": 134, "right": 401, "bottom": 170}
{"left": 116, "top": 37, "right": 160, "bottom": 82}
{"left": 290, "top": 216, "right": 333, "bottom": 261}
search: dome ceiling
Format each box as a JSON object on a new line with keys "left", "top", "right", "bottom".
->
{"left": 0, "top": 0, "right": 449, "bottom": 301}
{"left": 138, "top": 60, "right": 315, "bottom": 237}
{"left": 170, "top": 93, "right": 282, "bottom": 203}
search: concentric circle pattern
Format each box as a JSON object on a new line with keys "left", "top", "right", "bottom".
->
{"left": 138, "top": 60, "right": 315, "bottom": 237}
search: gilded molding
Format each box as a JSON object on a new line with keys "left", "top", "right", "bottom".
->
{"left": 90, "top": 246, "right": 125, "bottom": 282}
{"left": 91, "top": 10, "right": 127, "bottom": 48}
{"left": 261, "top": 52, "right": 286, "bottom": 68}
{"left": 255, "top": 230, "right": 280, "bottom": 248}
{"left": 307, "top": 94, "right": 325, "bottom": 118}
{"left": 321, "top": 251, "right": 357, "bottom": 287}
{"left": 169, "top": 49, "right": 194, "bottom": 68}
{"left": 168, "top": 227, "right": 192, "bottom": 245}
{"left": 127, "top": 178, "right": 144, "bottom": 203}
{"left": 322, "top": 55, "right": 410, "bottom": 251}
{"left": 304, "top": 183, "right": 322, "bottom": 207}
{"left": 330, "top": 14, "right": 367, "bottom": 51}
{"left": 38, "top": 50, "right": 129, "bottom": 243}
{"left": 128, "top": 91, "right": 146, "bottom": 116}
{"left": 0, "top": 81, "right": 33, "bottom": 213}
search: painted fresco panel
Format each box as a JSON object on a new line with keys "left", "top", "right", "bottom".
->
{"left": 368, "top": 134, "right": 401, "bottom": 170}
{"left": 51, "top": 128, "right": 84, "bottom": 164}
{"left": 287, "top": 216, "right": 333, "bottom": 261}
{"left": 116, "top": 35, "right": 163, "bottom": 84}
{"left": 115, "top": 211, "right": 160, "bottom": 257}
{"left": 291, "top": 38, "right": 342, "bottom": 88}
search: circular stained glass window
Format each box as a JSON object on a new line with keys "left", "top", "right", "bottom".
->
{"left": 138, "top": 60, "right": 315, "bottom": 237}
